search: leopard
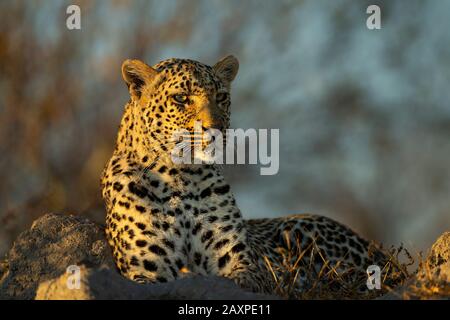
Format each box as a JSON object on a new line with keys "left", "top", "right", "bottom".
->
{"left": 101, "top": 55, "right": 402, "bottom": 296}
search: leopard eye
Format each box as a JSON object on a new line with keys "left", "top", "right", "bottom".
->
{"left": 216, "top": 92, "right": 229, "bottom": 103}
{"left": 172, "top": 94, "right": 188, "bottom": 104}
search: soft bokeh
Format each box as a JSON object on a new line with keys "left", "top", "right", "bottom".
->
{"left": 1, "top": 0, "right": 449, "bottom": 256}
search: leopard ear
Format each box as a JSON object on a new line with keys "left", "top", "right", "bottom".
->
{"left": 122, "top": 59, "right": 157, "bottom": 99}
{"left": 213, "top": 55, "right": 239, "bottom": 84}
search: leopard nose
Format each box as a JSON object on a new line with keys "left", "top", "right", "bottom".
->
{"left": 197, "top": 104, "right": 221, "bottom": 128}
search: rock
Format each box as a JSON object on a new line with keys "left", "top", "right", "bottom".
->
{"left": 0, "top": 213, "right": 114, "bottom": 299}
{"left": 425, "top": 231, "right": 450, "bottom": 280}
{"left": 34, "top": 265, "right": 271, "bottom": 300}
{"left": 379, "top": 232, "right": 450, "bottom": 300}
{"left": 0, "top": 213, "right": 277, "bottom": 300}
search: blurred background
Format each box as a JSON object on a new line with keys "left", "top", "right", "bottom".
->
{"left": 1, "top": 0, "right": 449, "bottom": 257}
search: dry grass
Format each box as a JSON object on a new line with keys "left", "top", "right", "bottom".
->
{"left": 263, "top": 233, "right": 415, "bottom": 300}
{"left": 396, "top": 252, "right": 450, "bottom": 300}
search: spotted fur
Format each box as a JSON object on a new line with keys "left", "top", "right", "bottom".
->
{"left": 101, "top": 56, "right": 393, "bottom": 294}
